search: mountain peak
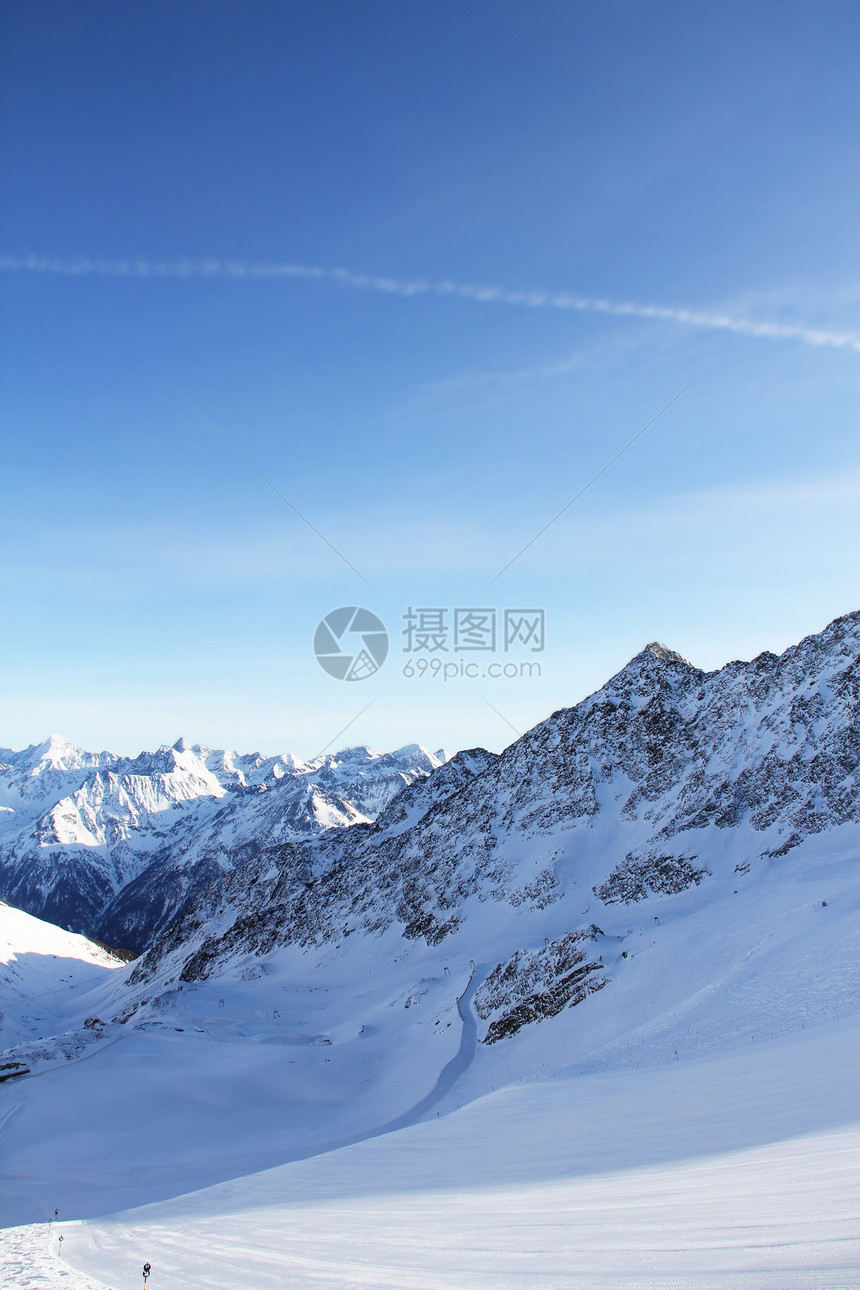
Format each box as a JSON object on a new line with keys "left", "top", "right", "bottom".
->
{"left": 641, "top": 641, "right": 690, "bottom": 665}
{"left": 596, "top": 640, "right": 698, "bottom": 706}
{"left": 45, "top": 733, "right": 78, "bottom": 752}
{"left": 390, "top": 743, "right": 446, "bottom": 769}
{"left": 172, "top": 737, "right": 191, "bottom": 753}
{"left": 30, "top": 734, "right": 90, "bottom": 769}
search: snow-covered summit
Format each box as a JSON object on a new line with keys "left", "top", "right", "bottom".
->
{"left": 0, "top": 734, "right": 113, "bottom": 782}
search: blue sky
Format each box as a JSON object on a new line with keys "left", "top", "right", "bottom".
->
{"left": 1, "top": 0, "right": 858, "bottom": 758}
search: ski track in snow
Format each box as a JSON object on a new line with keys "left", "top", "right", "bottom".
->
{"left": 364, "top": 964, "right": 488, "bottom": 1136}
{"left": 0, "top": 965, "right": 489, "bottom": 1288}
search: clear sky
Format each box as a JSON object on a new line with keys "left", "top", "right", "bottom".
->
{"left": 1, "top": 0, "right": 858, "bottom": 759}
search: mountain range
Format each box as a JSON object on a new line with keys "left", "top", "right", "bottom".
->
{"left": 0, "top": 738, "right": 448, "bottom": 951}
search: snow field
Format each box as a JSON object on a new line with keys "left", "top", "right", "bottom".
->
{"left": 50, "top": 1012, "right": 860, "bottom": 1289}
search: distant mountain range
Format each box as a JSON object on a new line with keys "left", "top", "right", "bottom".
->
{"left": 0, "top": 737, "right": 449, "bottom": 951}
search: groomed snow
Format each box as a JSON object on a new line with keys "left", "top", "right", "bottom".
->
{"left": 3, "top": 1015, "right": 857, "bottom": 1289}
{"left": 1, "top": 829, "right": 857, "bottom": 1286}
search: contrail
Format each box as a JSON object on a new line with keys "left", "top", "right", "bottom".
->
{"left": 2, "top": 253, "right": 858, "bottom": 353}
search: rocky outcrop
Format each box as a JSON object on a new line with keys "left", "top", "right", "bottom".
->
{"left": 475, "top": 928, "right": 608, "bottom": 1043}
{"left": 594, "top": 853, "right": 710, "bottom": 904}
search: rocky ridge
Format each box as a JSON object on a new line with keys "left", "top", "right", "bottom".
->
{"left": 126, "top": 612, "right": 859, "bottom": 1049}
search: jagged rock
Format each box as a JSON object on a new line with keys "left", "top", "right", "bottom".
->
{"left": 593, "top": 854, "right": 710, "bottom": 904}
{"left": 0, "top": 741, "right": 451, "bottom": 950}
{"left": 475, "top": 928, "right": 608, "bottom": 1043}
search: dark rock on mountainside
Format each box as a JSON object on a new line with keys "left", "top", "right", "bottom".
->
{"left": 128, "top": 612, "right": 859, "bottom": 1008}
{"left": 594, "top": 853, "right": 711, "bottom": 904}
{"left": 475, "top": 928, "right": 608, "bottom": 1043}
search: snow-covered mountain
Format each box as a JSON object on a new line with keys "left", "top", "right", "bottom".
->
{"left": 132, "top": 609, "right": 859, "bottom": 1004}
{"left": 0, "top": 612, "right": 856, "bottom": 1290}
{"left": 0, "top": 738, "right": 449, "bottom": 951}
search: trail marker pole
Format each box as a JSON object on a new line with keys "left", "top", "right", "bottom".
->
{"left": 58, "top": 1235, "right": 63, "bottom": 1258}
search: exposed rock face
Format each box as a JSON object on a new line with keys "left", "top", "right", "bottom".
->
{"left": 134, "top": 747, "right": 498, "bottom": 983}
{"left": 594, "top": 854, "right": 710, "bottom": 904}
{"left": 128, "top": 612, "right": 859, "bottom": 1028}
{"left": 475, "top": 928, "right": 608, "bottom": 1043}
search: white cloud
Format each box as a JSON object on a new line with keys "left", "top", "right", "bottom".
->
{"left": 2, "top": 254, "right": 858, "bottom": 353}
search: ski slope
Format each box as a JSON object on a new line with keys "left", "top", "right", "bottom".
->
{"left": 4, "top": 1014, "right": 856, "bottom": 1289}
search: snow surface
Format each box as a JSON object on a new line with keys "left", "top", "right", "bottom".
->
{"left": 1, "top": 1017, "right": 857, "bottom": 1288}
{"left": 0, "top": 901, "right": 122, "bottom": 1049}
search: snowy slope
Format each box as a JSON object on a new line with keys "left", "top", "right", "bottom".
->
{"left": 0, "top": 740, "right": 449, "bottom": 951}
{"left": 0, "top": 900, "right": 123, "bottom": 1054}
{"left": 58, "top": 1018, "right": 859, "bottom": 1290}
{"left": 130, "top": 610, "right": 860, "bottom": 1001}
{"left": 1, "top": 895, "right": 857, "bottom": 1286}
{"left": 1, "top": 818, "right": 855, "bottom": 1228}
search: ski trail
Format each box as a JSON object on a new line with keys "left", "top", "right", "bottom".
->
{"left": 274, "top": 964, "right": 489, "bottom": 1160}
{"left": 0, "top": 1090, "right": 23, "bottom": 1148}
{"left": 366, "top": 964, "right": 488, "bottom": 1136}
